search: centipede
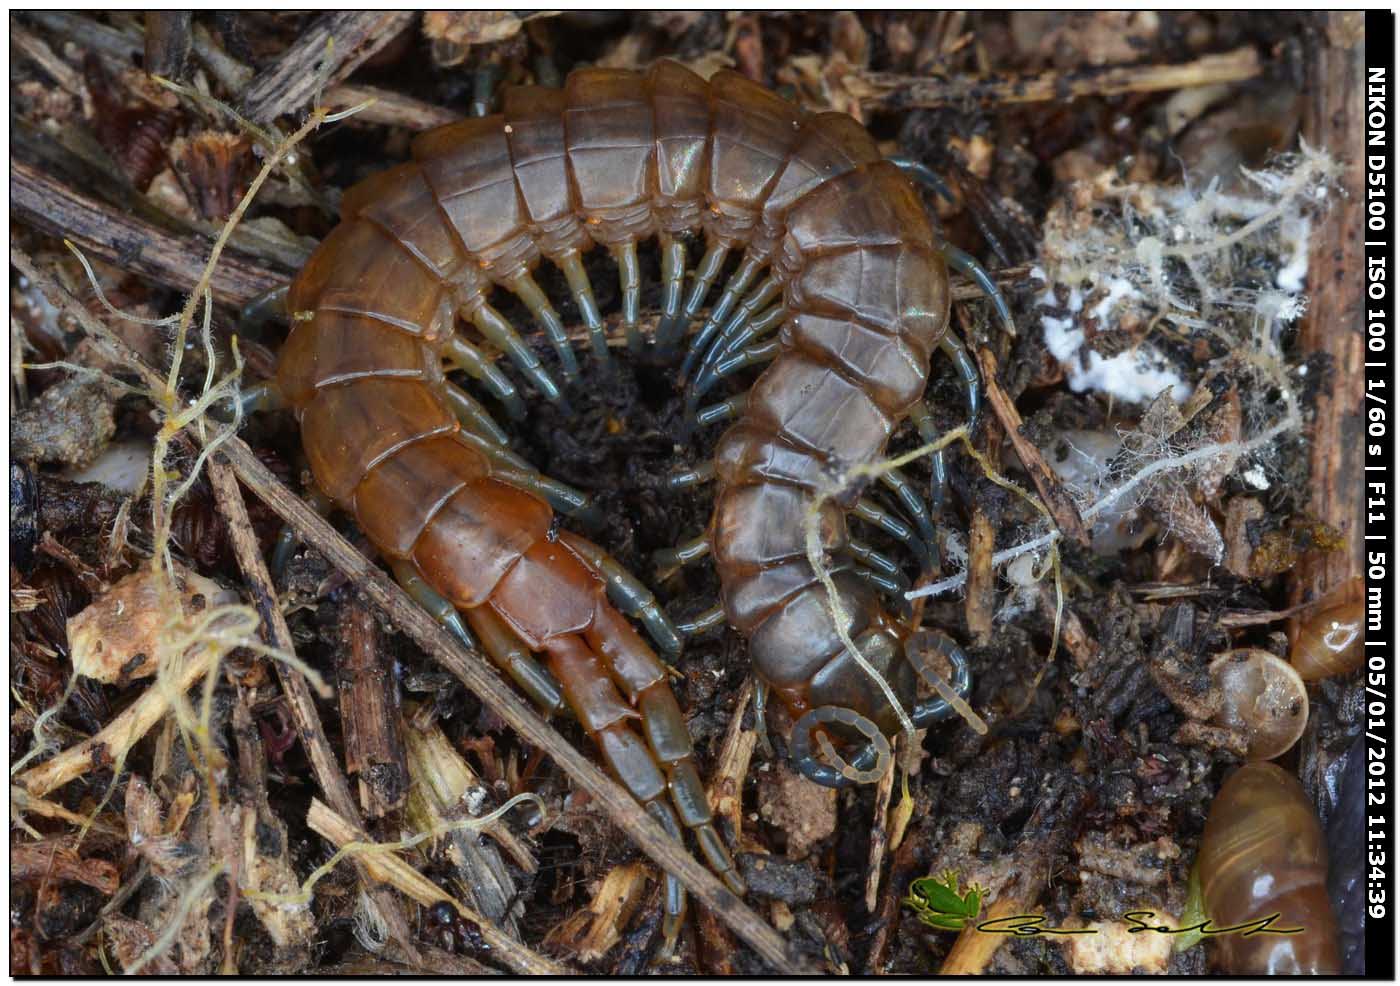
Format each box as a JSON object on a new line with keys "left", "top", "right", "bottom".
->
{"left": 248, "top": 59, "right": 1006, "bottom": 934}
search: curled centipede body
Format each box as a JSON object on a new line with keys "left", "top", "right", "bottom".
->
{"left": 263, "top": 59, "right": 995, "bottom": 931}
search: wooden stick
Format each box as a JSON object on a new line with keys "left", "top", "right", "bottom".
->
{"left": 205, "top": 457, "right": 419, "bottom": 961}
{"left": 1290, "top": 13, "right": 1365, "bottom": 608}
{"left": 850, "top": 45, "right": 1262, "bottom": 109}
{"left": 11, "top": 159, "right": 287, "bottom": 310}
{"left": 10, "top": 244, "right": 806, "bottom": 975}
{"left": 338, "top": 594, "right": 408, "bottom": 817}
{"left": 307, "top": 798, "right": 571, "bottom": 977}
{"left": 240, "top": 11, "right": 417, "bottom": 123}
{"left": 976, "top": 347, "right": 1092, "bottom": 548}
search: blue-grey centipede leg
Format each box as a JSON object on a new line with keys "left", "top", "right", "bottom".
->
{"left": 271, "top": 486, "right": 334, "bottom": 579}
{"left": 908, "top": 631, "right": 974, "bottom": 727}
{"left": 908, "top": 400, "right": 951, "bottom": 515}
{"left": 391, "top": 558, "right": 480, "bottom": 653}
{"left": 452, "top": 429, "right": 604, "bottom": 529}
{"left": 466, "top": 304, "right": 568, "bottom": 412}
{"left": 654, "top": 533, "right": 710, "bottom": 578}
{"left": 694, "top": 391, "right": 749, "bottom": 428}
{"left": 464, "top": 604, "right": 567, "bottom": 717}
{"left": 237, "top": 283, "right": 289, "bottom": 340}
{"left": 675, "top": 604, "right": 724, "bottom": 637}
{"left": 469, "top": 61, "right": 502, "bottom": 117}
{"left": 656, "top": 240, "right": 729, "bottom": 352}
{"left": 846, "top": 539, "right": 911, "bottom": 593}
{"left": 665, "top": 461, "right": 716, "bottom": 492}
{"left": 852, "top": 496, "right": 933, "bottom": 571}
{"left": 560, "top": 532, "right": 683, "bottom": 658}
{"left": 443, "top": 336, "right": 527, "bottom": 422}
{"left": 888, "top": 155, "right": 957, "bottom": 205}
{"left": 941, "top": 244, "right": 1016, "bottom": 338}
{"left": 653, "top": 233, "right": 688, "bottom": 353}
{"left": 557, "top": 251, "right": 613, "bottom": 370}
{"left": 851, "top": 565, "right": 909, "bottom": 600}
{"left": 442, "top": 381, "right": 512, "bottom": 447}
{"left": 686, "top": 307, "right": 784, "bottom": 420}
{"left": 213, "top": 379, "right": 284, "bottom": 422}
{"left": 751, "top": 677, "right": 775, "bottom": 758}
{"left": 790, "top": 706, "right": 892, "bottom": 789}
{"left": 679, "top": 255, "right": 767, "bottom": 383}
{"left": 503, "top": 269, "right": 580, "bottom": 383}
{"left": 612, "top": 242, "right": 645, "bottom": 355}
{"left": 685, "top": 277, "right": 779, "bottom": 390}
{"left": 878, "top": 467, "right": 939, "bottom": 574}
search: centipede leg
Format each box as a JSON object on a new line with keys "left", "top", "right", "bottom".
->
{"left": 216, "top": 379, "right": 284, "bottom": 422}
{"left": 851, "top": 565, "right": 910, "bottom": 599}
{"left": 271, "top": 486, "right": 333, "bottom": 578}
{"left": 658, "top": 239, "right": 728, "bottom": 350}
{"left": 694, "top": 391, "right": 749, "bottom": 428}
{"left": 678, "top": 253, "right": 767, "bottom": 383}
{"left": 852, "top": 496, "right": 933, "bottom": 570}
{"left": 390, "top": 558, "right": 480, "bottom": 652}
{"left": 653, "top": 533, "right": 710, "bottom": 578}
{"left": 452, "top": 430, "right": 604, "bottom": 528}
{"left": 442, "top": 381, "right": 512, "bottom": 447}
{"left": 684, "top": 275, "right": 779, "bottom": 387}
{"left": 665, "top": 461, "right": 715, "bottom": 491}
{"left": 908, "top": 400, "right": 951, "bottom": 515}
{"left": 685, "top": 340, "right": 780, "bottom": 428}
{"left": 941, "top": 244, "right": 1017, "bottom": 338}
{"left": 559, "top": 531, "right": 683, "bottom": 658}
{"left": 846, "top": 538, "right": 911, "bottom": 592}
{"left": 752, "top": 677, "right": 775, "bottom": 757}
{"left": 467, "top": 304, "right": 567, "bottom": 409}
{"left": 653, "top": 233, "right": 689, "bottom": 353}
{"left": 689, "top": 304, "right": 784, "bottom": 405}
{"left": 502, "top": 269, "right": 580, "bottom": 382}
{"left": 443, "top": 336, "right": 527, "bottom": 422}
{"left": 675, "top": 604, "right": 724, "bottom": 636}
{"left": 464, "top": 606, "right": 566, "bottom": 715}
{"left": 940, "top": 331, "right": 981, "bottom": 434}
{"left": 611, "top": 241, "right": 645, "bottom": 354}
{"left": 237, "top": 283, "right": 289, "bottom": 338}
{"left": 469, "top": 61, "right": 501, "bottom": 117}
{"left": 878, "top": 467, "right": 939, "bottom": 572}
{"left": 556, "top": 251, "right": 612, "bottom": 369}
